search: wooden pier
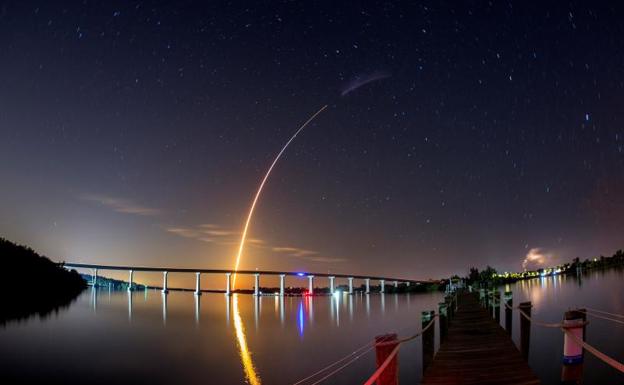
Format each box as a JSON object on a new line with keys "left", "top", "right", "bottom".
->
{"left": 421, "top": 292, "right": 540, "bottom": 385}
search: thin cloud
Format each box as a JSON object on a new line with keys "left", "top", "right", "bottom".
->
{"left": 273, "top": 246, "right": 347, "bottom": 263}
{"left": 272, "top": 246, "right": 318, "bottom": 257}
{"left": 165, "top": 224, "right": 245, "bottom": 246}
{"left": 81, "top": 194, "right": 161, "bottom": 216}
{"left": 166, "top": 224, "right": 346, "bottom": 263}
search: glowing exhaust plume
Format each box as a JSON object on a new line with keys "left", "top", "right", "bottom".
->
{"left": 232, "top": 105, "right": 328, "bottom": 287}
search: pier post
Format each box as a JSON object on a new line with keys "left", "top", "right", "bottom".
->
{"left": 279, "top": 274, "right": 285, "bottom": 296}
{"left": 561, "top": 309, "right": 587, "bottom": 385}
{"left": 92, "top": 268, "right": 98, "bottom": 287}
{"left": 253, "top": 273, "right": 260, "bottom": 296}
{"left": 504, "top": 291, "right": 513, "bottom": 334}
{"left": 493, "top": 291, "right": 501, "bottom": 324}
{"left": 365, "top": 278, "right": 370, "bottom": 294}
{"left": 445, "top": 295, "right": 454, "bottom": 320}
{"left": 307, "top": 275, "right": 314, "bottom": 295}
{"left": 519, "top": 301, "right": 532, "bottom": 361}
{"left": 438, "top": 302, "right": 448, "bottom": 342}
{"left": 479, "top": 288, "right": 485, "bottom": 307}
{"left": 162, "top": 271, "right": 169, "bottom": 293}
{"left": 421, "top": 310, "right": 435, "bottom": 371}
{"left": 194, "top": 272, "right": 202, "bottom": 296}
{"left": 380, "top": 279, "right": 385, "bottom": 293}
{"left": 374, "top": 333, "right": 399, "bottom": 385}
{"left": 348, "top": 277, "right": 354, "bottom": 294}
{"left": 225, "top": 272, "right": 232, "bottom": 296}
{"left": 329, "top": 276, "right": 335, "bottom": 295}
{"left": 127, "top": 270, "right": 134, "bottom": 291}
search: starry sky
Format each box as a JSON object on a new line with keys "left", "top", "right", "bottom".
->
{"left": 1, "top": 1, "right": 623, "bottom": 284}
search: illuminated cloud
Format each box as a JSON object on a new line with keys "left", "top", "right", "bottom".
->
{"left": 165, "top": 225, "right": 346, "bottom": 263}
{"left": 522, "top": 248, "right": 555, "bottom": 270}
{"left": 272, "top": 246, "right": 347, "bottom": 263}
{"left": 81, "top": 194, "right": 161, "bottom": 216}
{"left": 165, "top": 224, "right": 247, "bottom": 246}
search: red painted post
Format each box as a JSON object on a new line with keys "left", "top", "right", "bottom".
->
{"left": 374, "top": 333, "right": 399, "bottom": 385}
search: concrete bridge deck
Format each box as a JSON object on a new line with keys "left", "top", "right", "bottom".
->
{"left": 421, "top": 292, "right": 540, "bottom": 385}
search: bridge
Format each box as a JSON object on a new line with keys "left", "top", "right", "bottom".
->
{"left": 64, "top": 262, "right": 436, "bottom": 296}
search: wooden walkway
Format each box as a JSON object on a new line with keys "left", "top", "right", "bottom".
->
{"left": 421, "top": 292, "right": 540, "bottom": 385}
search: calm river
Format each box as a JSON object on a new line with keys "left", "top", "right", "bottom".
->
{"left": 1, "top": 269, "right": 623, "bottom": 384}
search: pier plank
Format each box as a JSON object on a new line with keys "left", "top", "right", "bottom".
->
{"left": 421, "top": 292, "right": 540, "bottom": 385}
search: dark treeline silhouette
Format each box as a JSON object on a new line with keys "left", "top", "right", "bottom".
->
{"left": 0, "top": 237, "right": 86, "bottom": 324}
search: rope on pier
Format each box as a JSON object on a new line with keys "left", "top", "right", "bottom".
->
{"left": 584, "top": 307, "right": 624, "bottom": 319}
{"left": 362, "top": 344, "right": 401, "bottom": 385}
{"left": 291, "top": 336, "right": 385, "bottom": 385}
{"left": 577, "top": 309, "right": 624, "bottom": 325}
{"left": 294, "top": 294, "right": 456, "bottom": 385}
{"left": 502, "top": 301, "right": 563, "bottom": 328}
{"left": 562, "top": 327, "right": 624, "bottom": 373}
{"left": 291, "top": 333, "right": 400, "bottom": 385}
{"left": 362, "top": 314, "right": 439, "bottom": 385}
{"left": 503, "top": 298, "right": 624, "bottom": 373}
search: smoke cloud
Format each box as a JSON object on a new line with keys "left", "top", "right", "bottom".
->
{"left": 522, "top": 248, "right": 555, "bottom": 270}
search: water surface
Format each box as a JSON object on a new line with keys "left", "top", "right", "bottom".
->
{"left": 1, "top": 269, "right": 623, "bottom": 384}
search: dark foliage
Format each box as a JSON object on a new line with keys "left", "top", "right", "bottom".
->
{"left": 0, "top": 237, "right": 86, "bottom": 325}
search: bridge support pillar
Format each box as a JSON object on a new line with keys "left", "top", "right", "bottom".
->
{"left": 393, "top": 280, "right": 398, "bottom": 289}
{"left": 329, "top": 276, "right": 335, "bottom": 295}
{"left": 380, "top": 279, "right": 385, "bottom": 293}
{"left": 307, "top": 275, "right": 314, "bottom": 295}
{"left": 348, "top": 277, "right": 354, "bottom": 294}
{"left": 162, "top": 271, "right": 169, "bottom": 293}
{"left": 92, "top": 268, "right": 98, "bottom": 287}
{"left": 365, "top": 278, "right": 370, "bottom": 294}
{"left": 194, "top": 272, "right": 202, "bottom": 295}
{"left": 225, "top": 273, "right": 232, "bottom": 296}
{"left": 127, "top": 270, "right": 134, "bottom": 291}
{"left": 279, "top": 274, "right": 285, "bottom": 296}
{"left": 406, "top": 281, "right": 410, "bottom": 287}
{"left": 253, "top": 273, "right": 260, "bottom": 296}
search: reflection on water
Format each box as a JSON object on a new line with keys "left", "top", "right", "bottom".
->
{"left": 2, "top": 269, "right": 622, "bottom": 385}
{"left": 232, "top": 294, "right": 261, "bottom": 385}
{"left": 298, "top": 301, "right": 304, "bottom": 337}
{"left": 195, "top": 295, "right": 200, "bottom": 325}
{"left": 161, "top": 292, "right": 167, "bottom": 324}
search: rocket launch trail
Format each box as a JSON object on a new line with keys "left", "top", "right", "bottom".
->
{"left": 231, "top": 105, "right": 328, "bottom": 287}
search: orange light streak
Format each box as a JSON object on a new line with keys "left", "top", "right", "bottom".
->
{"left": 232, "top": 105, "right": 328, "bottom": 288}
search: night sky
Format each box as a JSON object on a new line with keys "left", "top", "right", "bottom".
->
{"left": 1, "top": 1, "right": 623, "bottom": 284}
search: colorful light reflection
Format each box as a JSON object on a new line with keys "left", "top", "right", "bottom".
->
{"left": 298, "top": 301, "right": 304, "bottom": 337}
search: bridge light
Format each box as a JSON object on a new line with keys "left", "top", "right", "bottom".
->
{"left": 297, "top": 272, "right": 305, "bottom": 277}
